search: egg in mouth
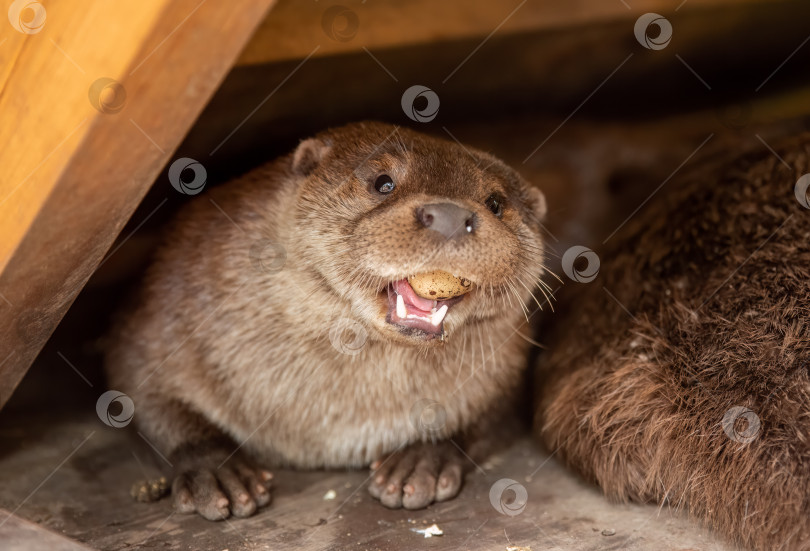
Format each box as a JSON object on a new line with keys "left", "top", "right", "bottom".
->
{"left": 384, "top": 271, "right": 473, "bottom": 339}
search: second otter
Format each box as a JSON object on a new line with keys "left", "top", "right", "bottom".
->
{"left": 536, "top": 134, "right": 810, "bottom": 551}
{"left": 106, "top": 122, "right": 549, "bottom": 520}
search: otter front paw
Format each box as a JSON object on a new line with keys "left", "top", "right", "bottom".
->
{"left": 169, "top": 444, "right": 273, "bottom": 521}
{"left": 368, "top": 442, "right": 465, "bottom": 509}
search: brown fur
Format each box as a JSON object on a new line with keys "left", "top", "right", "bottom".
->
{"left": 535, "top": 133, "right": 810, "bottom": 550}
{"left": 106, "top": 121, "right": 548, "bottom": 518}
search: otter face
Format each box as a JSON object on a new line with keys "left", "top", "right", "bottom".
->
{"left": 291, "top": 122, "right": 548, "bottom": 346}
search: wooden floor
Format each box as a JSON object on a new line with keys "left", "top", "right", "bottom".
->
{"left": 0, "top": 398, "right": 729, "bottom": 550}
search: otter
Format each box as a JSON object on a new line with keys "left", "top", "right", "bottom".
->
{"left": 535, "top": 133, "right": 810, "bottom": 550}
{"left": 106, "top": 121, "right": 549, "bottom": 520}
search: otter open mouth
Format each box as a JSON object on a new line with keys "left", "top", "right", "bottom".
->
{"left": 385, "top": 278, "right": 465, "bottom": 338}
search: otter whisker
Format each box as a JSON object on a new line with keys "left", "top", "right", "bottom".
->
{"left": 486, "top": 328, "right": 496, "bottom": 369}
{"left": 477, "top": 324, "right": 487, "bottom": 375}
{"left": 511, "top": 328, "right": 545, "bottom": 349}
{"left": 516, "top": 277, "right": 544, "bottom": 312}
{"left": 505, "top": 277, "right": 530, "bottom": 322}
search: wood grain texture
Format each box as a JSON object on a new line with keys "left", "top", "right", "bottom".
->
{"left": 183, "top": 0, "right": 810, "bottom": 172}
{"left": 0, "top": 0, "right": 276, "bottom": 409}
{"left": 236, "top": 0, "right": 768, "bottom": 66}
{"left": 0, "top": 408, "right": 732, "bottom": 551}
{"left": 0, "top": 510, "right": 95, "bottom": 551}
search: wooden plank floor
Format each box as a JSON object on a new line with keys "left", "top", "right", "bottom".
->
{"left": 0, "top": 400, "right": 729, "bottom": 550}
{"left": 0, "top": 511, "right": 95, "bottom": 551}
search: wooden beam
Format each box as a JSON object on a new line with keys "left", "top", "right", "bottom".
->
{"left": 0, "top": 0, "right": 276, "bottom": 408}
{"left": 236, "top": 0, "right": 768, "bottom": 66}
{"left": 180, "top": 0, "right": 810, "bottom": 171}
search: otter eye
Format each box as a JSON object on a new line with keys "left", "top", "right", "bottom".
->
{"left": 485, "top": 193, "right": 504, "bottom": 218}
{"left": 374, "top": 174, "right": 395, "bottom": 194}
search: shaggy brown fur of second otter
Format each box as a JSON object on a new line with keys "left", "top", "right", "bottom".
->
{"left": 535, "top": 134, "right": 810, "bottom": 550}
{"left": 106, "top": 121, "right": 548, "bottom": 520}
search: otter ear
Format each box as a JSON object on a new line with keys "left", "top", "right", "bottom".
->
{"left": 525, "top": 185, "right": 547, "bottom": 220}
{"left": 292, "top": 138, "right": 332, "bottom": 176}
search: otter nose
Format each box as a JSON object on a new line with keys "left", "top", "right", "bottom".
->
{"left": 415, "top": 202, "right": 476, "bottom": 239}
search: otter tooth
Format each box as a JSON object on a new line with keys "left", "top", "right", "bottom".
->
{"left": 396, "top": 294, "right": 407, "bottom": 318}
{"left": 431, "top": 304, "right": 448, "bottom": 326}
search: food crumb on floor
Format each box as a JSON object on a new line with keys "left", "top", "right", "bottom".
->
{"left": 323, "top": 489, "right": 337, "bottom": 500}
{"left": 506, "top": 546, "right": 532, "bottom": 551}
{"left": 412, "top": 523, "right": 443, "bottom": 538}
{"left": 602, "top": 528, "right": 617, "bottom": 536}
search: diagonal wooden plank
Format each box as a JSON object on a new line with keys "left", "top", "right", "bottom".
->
{"left": 0, "top": 0, "right": 277, "bottom": 408}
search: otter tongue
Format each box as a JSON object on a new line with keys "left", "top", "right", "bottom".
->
{"left": 392, "top": 278, "right": 436, "bottom": 312}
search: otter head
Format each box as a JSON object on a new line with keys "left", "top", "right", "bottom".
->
{"left": 290, "top": 122, "right": 548, "bottom": 347}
